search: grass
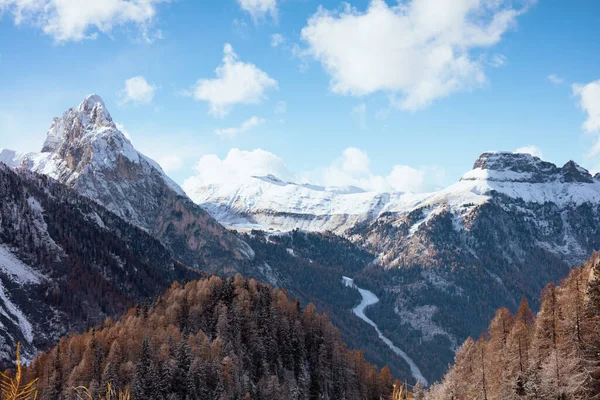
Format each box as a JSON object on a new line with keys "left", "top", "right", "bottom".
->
{"left": 74, "top": 383, "right": 130, "bottom": 400}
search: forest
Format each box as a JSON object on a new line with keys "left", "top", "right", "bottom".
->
{"left": 422, "top": 252, "right": 600, "bottom": 399}
{"left": 22, "top": 275, "right": 397, "bottom": 400}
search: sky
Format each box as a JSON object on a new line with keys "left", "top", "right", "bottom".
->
{"left": 0, "top": 0, "right": 600, "bottom": 193}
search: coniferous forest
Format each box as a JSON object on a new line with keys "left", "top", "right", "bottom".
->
{"left": 23, "top": 275, "right": 396, "bottom": 400}
{"left": 423, "top": 253, "right": 600, "bottom": 399}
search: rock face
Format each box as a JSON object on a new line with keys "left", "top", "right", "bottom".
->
{"left": 188, "top": 151, "right": 600, "bottom": 381}
{"left": 17, "top": 95, "right": 253, "bottom": 273}
{"left": 0, "top": 164, "right": 201, "bottom": 364}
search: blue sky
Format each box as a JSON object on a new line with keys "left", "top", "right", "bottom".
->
{"left": 1, "top": 0, "right": 600, "bottom": 193}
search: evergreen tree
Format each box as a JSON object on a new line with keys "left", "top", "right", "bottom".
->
{"left": 133, "top": 337, "right": 152, "bottom": 400}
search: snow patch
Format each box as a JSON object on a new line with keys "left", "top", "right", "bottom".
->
{"left": 0, "top": 245, "right": 44, "bottom": 285}
{"left": 0, "top": 279, "right": 34, "bottom": 343}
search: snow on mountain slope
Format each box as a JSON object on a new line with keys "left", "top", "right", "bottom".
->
{"left": 187, "top": 150, "right": 600, "bottom": 382}
{"left": 0, "top": 163, "right": 202, "bottom": 365}
{"left": 10, "top": 95, "right": 253, "bottom": 273}
{"left": 187, "top": 151, "right": 600, "bottom": 234}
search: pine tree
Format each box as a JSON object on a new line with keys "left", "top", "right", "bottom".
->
{"left": 46, "top": 348, "right": 63, "bottom": 400}
{"left": 133, "top": 337, "right": 152, "bottom": 400}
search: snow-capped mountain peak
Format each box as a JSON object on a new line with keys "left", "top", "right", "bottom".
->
{"left": 6, "top": 95, "right": 254, "bottom": 271}
{"left": 189, "top": 151, "right": 600, "bottom": 234}
{"left": 461, "top": 151, "right": 593, "bottom": 184}
{"left": 40, "top": 94, "right": 140, "bottom": 169}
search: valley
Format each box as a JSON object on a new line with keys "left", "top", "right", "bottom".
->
{"left": 343, "top": 276, "right": 427, "bottom": 386}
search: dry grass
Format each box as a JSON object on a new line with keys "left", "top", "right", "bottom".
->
{"left": 0, "top": 342, "right": 38, "bottom": 400}
{"left": 74, "top": 383, "right": 130, "bottom": 400}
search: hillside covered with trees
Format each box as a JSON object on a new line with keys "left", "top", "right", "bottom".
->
{"left": 423, "top": 253, "right": 600, "bottom": 399}
{"left": 24, "top": 275, "right": 396, "bottom": 400}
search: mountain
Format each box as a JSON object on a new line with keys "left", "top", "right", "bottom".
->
{"left": 25, "top": 275, "right": 397, "bottom": 400}
{"left": 14, "top": 95, "right": 253, "bottom": 274}
{"left": 1, "top": 95, "right": 420, "bottom": 381}
{"left": 425, "top": 252, "right": 600, "bottom": 399}
{"left": 188, "top": 151, "right": 600, "bottom": 381}
{"left": 188, "top": 152, "right": 600, "bottom": 242}
{"left": 0, "top": 164, "right": 201, "bottom": 364}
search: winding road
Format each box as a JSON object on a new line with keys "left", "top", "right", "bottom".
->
{"left": 343, "top": 276, "right": 428, "bottom": 386}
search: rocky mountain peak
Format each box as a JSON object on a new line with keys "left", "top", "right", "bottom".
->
{"left": 464, "top": 151, "right": 594, "bottom": 183}
{"left": 17, "top": 94, "right": 254, "bottom": 272}
{"left": 472, "top": 151, "right": 557, "bottom": 174}
{"left": 561, "top": 160, "right": 594, "bottom": 183}
{"left": 40, "top": 94, "right": 139, "bottom": 172}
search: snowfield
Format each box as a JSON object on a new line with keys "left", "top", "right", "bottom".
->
{"left": 187, "top": 152, "right": 600, "bottom": 234}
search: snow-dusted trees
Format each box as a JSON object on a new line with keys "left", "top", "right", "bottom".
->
{"left": 425, "top": 253, "right": 600, "bottom": 400}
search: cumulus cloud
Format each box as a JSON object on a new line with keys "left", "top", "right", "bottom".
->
{"left": 300, "top": 0, "right": 531, "bottom": 110}
{"left": 271, "top": 33, "right": 285, "bottom": 47}
{"left": 192, "top": 44, "right": 278, "bottom": 117}
{"left": 184, "top": 147, "right": 445, "bottom": 194}
{"left": 515, "top": 145, "right": 543, "bottom": 159}
{"left": 547, "top": 74, "right": 564, "bottom": 86}
{"left": 237, "top": 0, "right": 277, "bottom": 22}
{"left": 0, "top": 0, "right": 164, "bottom": 42}
{"left": 182, "top": 149, "right": 294, "bottom": 192}
{"left": 573, "top": 80, "right": 600, "bottom": 157}
{"left": 215, "top": 116, "right": 265, "bottom": 137}
{"left": 118, "top": 76, "right": 156, "bottom": 105}
{"left": 316, "top": 147, "right": 444, "bottom": 192}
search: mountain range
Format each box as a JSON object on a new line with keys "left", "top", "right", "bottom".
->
{"left": 186, "top": 144, "right": 600, "bottom": 380}
{"left": 2, "top": 94, "right": 600, "bottom": 383}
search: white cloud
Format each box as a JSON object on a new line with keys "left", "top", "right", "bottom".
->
{"left": 237, "top": 0, "right": 277, "bottom": 22}
{"left": 573, "top": 80, "right": 600, "bottom": 134}
{"left": 274, "top": 100, "right": 287, "bottom": 114}
{"left": 515, "top": 145, "right": 543, "bottom": 159}
{"left": 317, "top": 147, "right": 444, "bottom": 192}
{"left": 0, "top": 0, "right": 164, "bottom": 42}
{"left": 271, "top": 33, "right": 285, "bottom": 47}
{"left": 215, "top": 116, "right": 265, "bottom": 137}
{"left": 352, "top": 103, "right": 367, "bottom": 129}
{"left": 301, "top": 0, "right": 531, "bottom": 110}
{"left": 192, "top": 44, "right": 278, "bottom": 117}
{"left": 118, "top": 76, "right": 156, "bottom": 105}
{"left": 547, "top": 74, "right": 564, "bottom": 85}
{"left": 183, "top": 147, "right": 445, "bottom": 193}
{"left": 573, "top": 80, "right": 600, "bottom": 157}
{"left": 183, "top": 148, "right": 294, "bottom": 191}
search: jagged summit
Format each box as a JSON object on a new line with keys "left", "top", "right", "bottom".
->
{"left": 562, "top": 160, "right": 594, "bottom": 183}
{"left": 472, "top": 151, "right": 553, "bottom": 172}
{"left": 39, "top": 94, "right": 139, "bottom": 170}
{"left": 463, "top": 151, "right": 593, "bottom": 183}
{"left": 9, "top": 95, "right": 254, "bottom": 272}
{"left": 79, "top": 93, "right": 105, "bottom": 109}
